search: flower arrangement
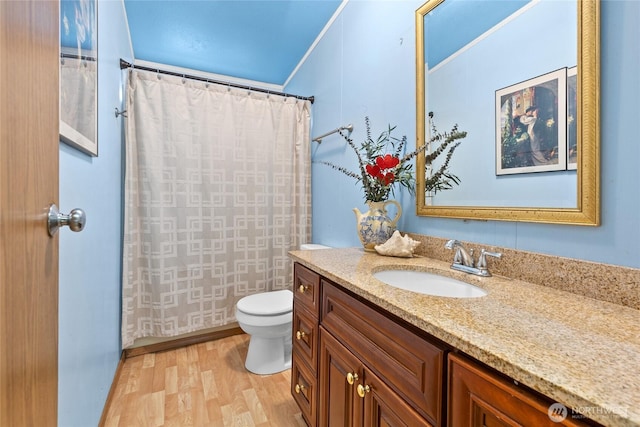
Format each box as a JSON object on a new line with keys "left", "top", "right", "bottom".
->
{"left": 318, "top": 116, "right": 467, "bottom": 202}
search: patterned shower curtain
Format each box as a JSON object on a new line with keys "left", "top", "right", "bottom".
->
{"left": 122, "top": 69, "right": 311, "bottom": 348}
{"left": 60, "top": 57, "right": 97, "bottom": 142}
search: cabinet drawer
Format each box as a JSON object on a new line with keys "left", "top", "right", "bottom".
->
{"left": 448, "top": 353, "right": 595, "bottom": 427}
{"left": 294, "top": 263, "right": 321, "bottom": 315}
{"left": 292, "top": 350, "right": 318, "bottom": 427}
{"left": 321, "top": 281, "right": 445, "bottom": 425}
{"left": 292, "top": 302, "right": 318, "bottom": 372}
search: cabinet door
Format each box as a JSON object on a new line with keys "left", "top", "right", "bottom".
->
{"left": 294, "top": 263, "right": 321, "bottom": 313}
{"left": 293, "top": 302, "right": 319, "bottom": 371}
{"left": 322, "top": 281, "right": 444, "bottom": 424}
{"left": 292, "top": 350, "right": 318, "bottom": 427}
{"left": 448, "top": 353, "right": 593, "bottom": 427}
{"left": 361, "top": 368, "right": 434, "bottom": 427}
{"left": 319, "top": 328, "right": 363, "bottom": 427}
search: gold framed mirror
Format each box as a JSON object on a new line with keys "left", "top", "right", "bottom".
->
{"left": 416, "top": 0, "right": 599, "bottom": 225}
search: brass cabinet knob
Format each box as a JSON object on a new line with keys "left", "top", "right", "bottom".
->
{"left": 346, "top": 372, "right": 359, "bottom": 385}
{"left": 296, "top": 330, "right": 306, "bottom": 340}
{"left": 295, "top": 383, "right": 306, "bottom": 394}
{"left": 357, "top": 384, "right": 370, "bottom": 398}
{"left": 298, "top": 284, "right": 308, "bottom": 293}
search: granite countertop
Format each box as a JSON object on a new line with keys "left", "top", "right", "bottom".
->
{"left": 289, "top": 247, "right": 640, "bottom": 427}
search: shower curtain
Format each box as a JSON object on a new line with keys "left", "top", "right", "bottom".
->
{"left": 122, "top": 69, "right": 311, "bottom": 348}
{"left": 60, "top": 57, "right": 96, "bottom": 141}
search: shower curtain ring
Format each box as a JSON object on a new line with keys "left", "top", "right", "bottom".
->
{"left": 115, "top": 107, "right": 128, "bottom": 118}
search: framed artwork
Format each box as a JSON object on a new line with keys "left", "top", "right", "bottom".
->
{"left": 60, "top": 0, "right": 98, "bottom": 156}
{"left": 495, "top": 68, "right": 567, "bottom": 175}
{"left": 567, "top": 66, "right": 577, "bottom": 170}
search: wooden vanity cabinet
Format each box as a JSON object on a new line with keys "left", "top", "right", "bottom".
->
{"left": 291, "top": 263, "right": 598, "bottom": 427}
{"left": 319, "top": 279, "right": 445, "bottom": 427}
{"left": 448, "top": 353, "right": 596, "bottom": 427}
{"left": 292, "top": 262, "right": 445, "bottom": 427}
{"left": 292, "top": 263, "right": 321, "bottom": 426}
{"left": 321, "top": 280, "right": 445, "bottom": 425}
{"left": 319, "top": 327, "right": 433, "bottom": 427}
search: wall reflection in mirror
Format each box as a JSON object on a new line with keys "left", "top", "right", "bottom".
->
{"left": 416, "top": 0, "right": 600, "bottom": 225}
{"left": 60, "top": 0, "right": 98, "bottom": 156}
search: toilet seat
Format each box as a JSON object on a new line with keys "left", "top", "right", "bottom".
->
{"left": 236, "top": 289, "right": 293, "bottom": 316}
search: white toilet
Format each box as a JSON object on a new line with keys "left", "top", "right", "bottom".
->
{"left": 235, "top": 243, "right": 330, "bottom": 375}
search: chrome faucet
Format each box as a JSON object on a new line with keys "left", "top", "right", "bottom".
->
{"left": 444, "top": 239, "right": 475, "bottom": 267}
{"left": 444, "top": 240, "right": 502, "bottom": 277}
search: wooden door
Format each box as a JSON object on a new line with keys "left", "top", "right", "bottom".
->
{"left": 318, "top": 328, "right": 362, "bottom": 427}
{"left": 291, "top": 351, "right": 318, "bottom": 427}
{"left": 361, "top": 368, "right": 433, "bottom": 427}
{"left": 0, "top": 1, "right": 60, "bottom": 426}
{"left": 448, "top": 354, "right": 591, "bottom": 427}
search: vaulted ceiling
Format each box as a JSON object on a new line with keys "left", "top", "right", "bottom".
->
{"left": 123, "top": 0, "right": 344, "bottom": 86}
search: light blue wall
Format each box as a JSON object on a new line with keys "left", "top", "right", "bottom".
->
{"left": 429, "top": 0, "right": 576, "bottom": 207}
{"left": 286, "top": 0, "right": 640, "bottom": 269}
{"left": 58, "top": 1, "right": 132, "bottom": 426}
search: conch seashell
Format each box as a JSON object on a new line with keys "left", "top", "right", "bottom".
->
{"left": 374, "top": 230, "right": 420, "bottom": 258}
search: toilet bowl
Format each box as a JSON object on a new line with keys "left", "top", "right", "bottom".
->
{"left": 235, "top": 243, "right": 330, "bottom": 375}
{"left": 236, "top": 289, "right": 293, "bottom": 375}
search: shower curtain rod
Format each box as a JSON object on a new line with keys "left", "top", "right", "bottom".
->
{"left": 61, "top": 52, "right": 97, "bottom": 61}
{"left": 119, "top": 59, "right": 314, "bottom": 104}
{"left": 312, "top": 124, "right": 353, "bottom": 143}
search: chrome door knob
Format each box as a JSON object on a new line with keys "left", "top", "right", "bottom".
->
{"left": 48, "top": 204, "right": 86, "bottom": 236}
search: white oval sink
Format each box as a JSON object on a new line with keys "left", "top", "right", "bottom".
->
{"left": 373, "top": 270, "right": 487, "bottom": 298}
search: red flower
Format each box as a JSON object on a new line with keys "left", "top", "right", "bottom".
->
{"left": 366, "top": 162, "right": 395, "bottom": 186}
{"left": 375, "top": 154, "right": 400, "bottom": 170}
{"left": 366, "top": 164, "right": 381, "bottom": 178}
{"left": 382, "top": 172, "right": 395, "bottom": 186}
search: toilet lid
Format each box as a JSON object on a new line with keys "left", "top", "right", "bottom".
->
{"left": 236, "top": 289, "right": 293, "bottom": 316}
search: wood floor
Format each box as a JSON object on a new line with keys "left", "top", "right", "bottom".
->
{"left": 103, "top": 334, "right": 306, "bottom": 427}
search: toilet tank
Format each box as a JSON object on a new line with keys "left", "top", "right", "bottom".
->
{"left": 300, "top": 244, "right": 331, "bottom": 250}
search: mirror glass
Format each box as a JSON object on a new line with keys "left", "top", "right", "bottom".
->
{"left": 60, "top": 0, "right": 98, "bottom": 156}
{"left": 416, "top": 0, "right": 599, "bottom": 225}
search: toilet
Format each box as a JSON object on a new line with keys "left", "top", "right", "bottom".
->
{"left": 235, "top": 243, "right": 330, "bottom": 375}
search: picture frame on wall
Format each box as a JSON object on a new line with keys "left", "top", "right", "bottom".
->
{"left": 495, "top": 68, "right": 567, "bottom": 176}
{"left": 59, "top": 0, "right": 98, "bottom": 157}
{"left": 567, "top": 66, "right": 578, "bottom": 170}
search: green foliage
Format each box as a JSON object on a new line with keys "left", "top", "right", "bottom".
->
{"left": 318, "top": 117, "right": 467, "bottom": 202}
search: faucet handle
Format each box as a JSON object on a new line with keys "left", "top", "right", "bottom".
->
{"left": 452, "top": 248, "right": 463, "bottom": 264}
{"left": 477, "top": 249, "right": 502, "bottom": 271}
{"left": 444, "top": 239, "right": 459, "bottom": 250}
{"left": 446, "top": 240, "right": 475, "bottom": 267}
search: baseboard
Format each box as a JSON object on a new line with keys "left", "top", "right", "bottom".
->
{"left": 98, "top": 351, "right": 126, "bottom": 427}
{"left": 123, "top": 327, "right": 245, "bottom": 358}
